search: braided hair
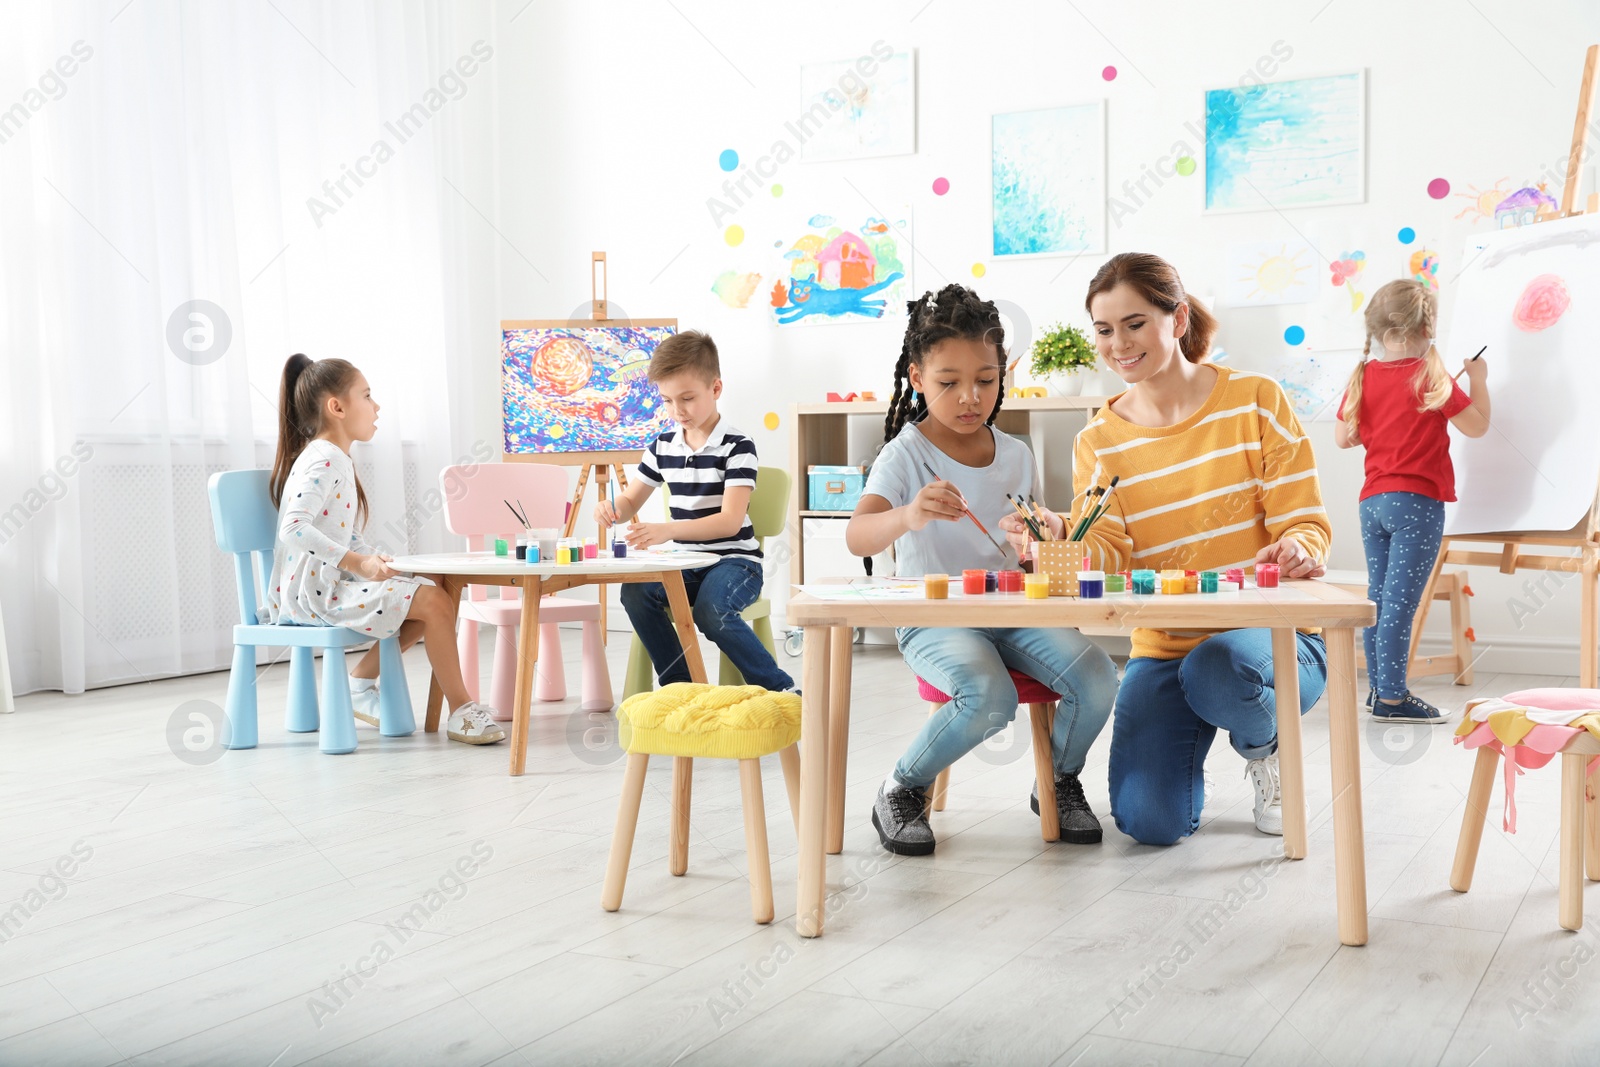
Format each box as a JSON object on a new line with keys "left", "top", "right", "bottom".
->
{"left": 883, "top": 283, "right": 1007, "bottom": 442}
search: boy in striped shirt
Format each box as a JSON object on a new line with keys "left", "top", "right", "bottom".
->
{"left": 598, "top": 331, "right": 793, "bottom": 691}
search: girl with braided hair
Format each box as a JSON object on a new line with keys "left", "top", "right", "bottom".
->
{"left": 846, "top": 284, "right": 1117, "bottom": 855}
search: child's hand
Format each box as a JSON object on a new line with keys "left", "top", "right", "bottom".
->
{"left": 624, "top": 522, "right": 669, "bottom": 550}
{"left": 356, "top": 553, "right": 398, "bottom": 580}
{"left": 907, "top": 480, "right": 966, "bottom": 531}
{"left": 594, "top": 499, "right": 620, "bottom": 526}
{"left": 999, "top": 508, "right": 1061, "bottom": 554}
{"left": 1463, "top": 355, "right": 1489, "bottom": 384}
{"left": 1254, "top": 538, "right": 1323, "bottom": 579}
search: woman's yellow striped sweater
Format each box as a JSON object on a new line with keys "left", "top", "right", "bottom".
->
{"left": 1070, "top": 365, "right": 1332, "bottom": 660}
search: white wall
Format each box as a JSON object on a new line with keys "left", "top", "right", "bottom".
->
{"left": 487, "top": 0, "right": 1600, "bottom": 672}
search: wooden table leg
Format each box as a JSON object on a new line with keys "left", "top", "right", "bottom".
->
{"left": 825, "top": 625, "right": 854, "bottom": 855}
{"left": 425, "top": 576, "right": 464, "bottom": 733}
{"left": 1587, "top": 760, "right": 1600, "bottom": 883}
{"left": 797, "top": 624, "right": 832, "bottom": 938}
{"left": 661, "top": 570, "right": 706, "bottom": 874}
{"left": 1273, "top": 628, "right": 1307, "bottom": 860}
{"left": 1325, "top": 626, "right": 1369, "bottom": 946}
{"left": 509, "top": 578, "right": 542, "bottom": 776}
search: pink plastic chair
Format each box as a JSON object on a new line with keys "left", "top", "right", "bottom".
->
{"left": 440, "top": 464, "right": 613, "bottom": 720}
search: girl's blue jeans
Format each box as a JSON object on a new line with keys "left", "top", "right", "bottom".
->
{"left": 1359, "top": 491, "right": 1445, "bottom": 701}
{"left": 1109, "top": 629, "right": 1327, "bottom": 846}
{"left": 892, "top": 626, "right": 1118, "bottom": 789}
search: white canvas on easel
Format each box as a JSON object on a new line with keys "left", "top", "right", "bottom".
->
{"left": 1443, "top": 211, "right": 1600, "bottom": 536}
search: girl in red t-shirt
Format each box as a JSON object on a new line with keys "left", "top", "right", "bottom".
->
{"left": 1335, "top": 280, "right": 1491, "bottom": 723}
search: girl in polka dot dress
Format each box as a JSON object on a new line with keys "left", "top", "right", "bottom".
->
{"left": 1335, "top": 281, "right": 1491, "bottom": 724}
{"left": 262, "top": 354, "right": 503, "bottom": 745}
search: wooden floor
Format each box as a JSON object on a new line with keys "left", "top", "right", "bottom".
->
{"left": 1, "top": 630, "right": 1597, "bottom": 1067}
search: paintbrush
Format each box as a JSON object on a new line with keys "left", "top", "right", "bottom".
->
{"left": 1005, "top": 493, "right": 1043, "bottom": 541}
{"left": 1452, "top": 345, "right": 1487, "bottom": 381}
{"left": 1068, "top": 486, "right": 1104, "bottom": 541}
{"left": 921, "top": 460, "right": 1008, "bottom": 558}
{"left": 1074, "top": 476, "right": 1121, "bottom": 540}
{"left": 504, "top": 499, "right": 530, "bottom": 529}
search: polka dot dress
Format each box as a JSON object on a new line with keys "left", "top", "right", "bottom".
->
{"left": 259, "top": 438, "right": 420, "bottom": 639}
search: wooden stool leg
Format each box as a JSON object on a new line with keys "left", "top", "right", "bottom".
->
{"left": 779, "top": 743, "right": 801, "bottom": 838}
{"left": 669, "top": 757, "right": 692, "bottom": 876}
{"left": 740, "top": 759, "right": 775, "bottom": 924}
{"left": 602, "top": 753, "right": 649, "bottom": 912}
{"left": 928, "top": 702, "right": 950, "bottom": 812}
{"left": 1587, "top": 760, "right": 1600, "bottom": 882}
{"left": 1028, "top": 702, "right": 1060, "bottom": 842}
{"left": 1451, "top": 746, "right": 1500, "bottom": 892}
{"left": 1562, "top": 752, "right": 1587, "bottom": 930}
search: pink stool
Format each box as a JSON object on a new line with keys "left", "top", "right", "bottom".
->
{"left": 916, "top": 668, "right": 1062, "bottom": 842}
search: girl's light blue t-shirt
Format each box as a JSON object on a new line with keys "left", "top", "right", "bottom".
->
{"left": 862, "top": 423, "right": 1037, "bottom": 577}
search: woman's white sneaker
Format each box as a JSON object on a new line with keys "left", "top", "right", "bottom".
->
{"left": 447, "top": 702, "right": 506, "bottom": 745}
{"left": 1245, "top": 753, "right": 1283, "bottom": 835}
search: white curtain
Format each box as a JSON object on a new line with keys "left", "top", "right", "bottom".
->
{"left": 0, "top": 0, "right": 502, "bottom": 694}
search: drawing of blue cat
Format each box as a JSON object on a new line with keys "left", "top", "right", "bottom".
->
{"left": 775, "top": 272, "right": 905, "bottom": 324}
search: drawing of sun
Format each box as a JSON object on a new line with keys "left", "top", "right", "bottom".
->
{"left": 1453, "top": 177, "right": 1513, "bottom": 224}
{"left": 1240, "top": 245, "right": 1313, "bottom": 300}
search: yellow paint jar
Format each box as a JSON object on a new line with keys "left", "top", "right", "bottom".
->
{"left": 924, "top": 573, "right": 949, "bottom": 599}
{"left": 1024, "top": 573, "right": 1051, "bottom": 599}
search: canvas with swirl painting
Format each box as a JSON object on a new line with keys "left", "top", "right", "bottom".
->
{"left": 501, "top": 321, "right": 677, "bottom": 456}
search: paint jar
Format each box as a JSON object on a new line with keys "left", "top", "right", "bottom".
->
{"left": 1200, "top": 570, "right": 1219, "bottom": 593}
{"left": 553, "top": 539, "right": 569, "bottom": 565}
{"left": 962, "top": 569, "right": 987, "bottom": 596}
{"left": 570, "top": 541, "right": 584, "bottom": 564}
{"left": 514, "top": 537, "right": 527, "bottom": 561}
{"left": 924, "top": 573, "right": 950, "bottom": 599}
{"left": 584, "top": 540, "right": 599, "bottom": 560}
{"left": 1024, "top": 573, "right": 1051, "bottom": 599}
{"left": 985, "top": 570, "right": 999, "bottom": 593}
{"left": 1132, "top": 570, "right": 1157, "bottom": 595}
{"left": 613, "top": 541, "right": 628, "bottom": 559}
{"left": 1104, "top": 573, "right": 1126, "bottom": 593}
{"left": 1184, "top": 570, "right": 1199, "bottom": 594}
{"left": 1256, "top": 562, "right": 1281, "bottom": 588}
{"left": 494, "top": 538, "right": 509, "bottom": 557}
{"left": 1161, "top": 574, "right": 1187, "bottom": 595}
{"left": 1078, "top": 570, "right": 1105, "bottom": 599}
{"left": 1225, "top": 568, "right": 1245, "bottom": 587}
{"left": 526, "top": 543, "right": 541, "bottom": 564}
{"left": 997, "top": 569, "right": 1025, "bottom": 593}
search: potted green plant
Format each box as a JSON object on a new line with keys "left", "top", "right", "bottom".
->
{"left": 1029, "top": 322, "right": 1098, "bottom": 396}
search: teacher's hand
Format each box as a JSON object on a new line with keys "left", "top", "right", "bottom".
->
{"left": 1255, "top": 538, "right": 1324, "bottom": 579}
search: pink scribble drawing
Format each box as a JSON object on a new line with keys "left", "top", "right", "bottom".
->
{"left": 1512, "top": 273, "right": 1571, "bottom": 332}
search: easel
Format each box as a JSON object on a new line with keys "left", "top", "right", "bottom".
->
{"left": 502, "top": 253, "right": 678, "bottom": 641}
{"left": 1414, "top": 45, "right": 1600, "bottom": 687}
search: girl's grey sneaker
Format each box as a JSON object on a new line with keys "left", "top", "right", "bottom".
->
{"left": 1373, "top": 692, "right": 1450, "bottom": 724}
{"left": 872, "top": 780, "right": 935, "bottom": 856}
{"left": 1245, "top": 753, "right": 1283, "bottom": 836}
{"left": 1029, "top": 772, "right": 1103, "bottom": 843}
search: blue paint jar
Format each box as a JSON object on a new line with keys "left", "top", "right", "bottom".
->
{"left": 526, "top": 544, "right": 541, "bottom": 563}
{"left": 613, "top": 541, "right": 628, "bottom": 558}
{"left": 985, "top": 570, "right": 998, "bottom": 593}
{"left": 1132, "top": 569, "right": 1157, "bottom": 595}
{"left": 1077, "top": 571, "right": 1105, "bottom": 599}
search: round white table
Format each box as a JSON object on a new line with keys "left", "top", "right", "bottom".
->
{"left": 388, "top": 550, "right": 720, "bottom": 779}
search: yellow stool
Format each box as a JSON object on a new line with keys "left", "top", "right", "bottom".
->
{"left": 602, "top": 683, "right": 801, "bottom": 924}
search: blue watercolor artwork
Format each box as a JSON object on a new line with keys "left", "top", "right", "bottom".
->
{"left": 991, "top": 102, "right": 1105, "bottom": 258}
{"left": 769, "top": 210, "right": 913, "bottom": 327}
{"left": 1205, "top": 72, "right": 1366, "bottom": 213}
{"left": 501, "top": 324, "right": 675, "bottom": 453}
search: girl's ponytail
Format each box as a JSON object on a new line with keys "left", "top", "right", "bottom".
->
{"left": 270, "top": 354, "right": 316, "bottom": 508}
{"left": 268, "top": 354, "right": 370, "bottom": 525}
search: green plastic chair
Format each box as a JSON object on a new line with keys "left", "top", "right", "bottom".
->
{"left": 623, "top": 466, "right": 790, "bottom": 698}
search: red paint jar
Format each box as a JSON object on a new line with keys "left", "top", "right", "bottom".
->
{"left": 997, "top": 569, "right": 1025, "bottom": 593}
{"left": 1255, "top": 562, "right": 1281, "bottom": 588}
{"left": 962, "top": 569, "right": 988, "bottom": 595}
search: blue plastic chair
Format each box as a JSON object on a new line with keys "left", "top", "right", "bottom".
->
{"left": 207, "top": 470, "right": 414, "bottom": 754}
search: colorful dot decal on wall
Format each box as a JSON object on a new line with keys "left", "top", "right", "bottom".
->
{"left": 971, "top": 263, "right": 987, "bottom": 278}
{"left": 1284, "top": 325, "right": 1306, "bottom": 346}
{"left": 932, "top": 177, "right": 950, "bottom": 196}
{"left": 718, "top": 149, "right": 739, "bottom": 172}
{"left": 763, "top": 411, "right": 780, "bottom": 431}
{"left": 1397, "top": 227, "right": 1416, "bottom": 244}
{"left": 1427, "top": 178, "right": 1450, "bottom": 199}
{"left": 1175, "top": 156, "right": 1196, "bottom": 176}
{"left": 724, "top": 224, "right": 744, "bottom": 246}
{"left": 770, "top": 183, "right": 783, "bottom": 197}
{"left": 1102, "top": 65, "right": 1117, "bottom": 81}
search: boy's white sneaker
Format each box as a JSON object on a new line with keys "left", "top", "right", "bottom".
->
{"left": 448, "top": 702, "right": 506, "bottom": 745}
{"left": 1245, "top": 753, "right": 1283, "bottom": 836}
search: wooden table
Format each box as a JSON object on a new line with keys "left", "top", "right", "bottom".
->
{"left": 388, "top": 551, "right": 719, "bottom": 783}
{"left": 785, "top": 579, "right": 1377, "bottom": 945}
